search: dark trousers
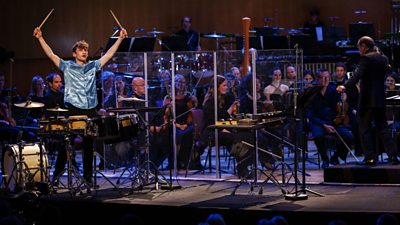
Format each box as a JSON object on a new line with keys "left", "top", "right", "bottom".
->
{"left": 311, "top": 124, "right": 353, "bottom": 162}
{"left": 358, "top": 107, "right": 396, "bottom": 160}
{"left": 59, "top": 105, "right": 98, "bottom": 181}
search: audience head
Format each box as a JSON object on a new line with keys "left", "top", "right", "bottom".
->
{"left": 376, "top": 213, "right": 399, "bottom": 225}
{"left": 328, "top": 219, "right": 347, "bottom": 225}
{"left": 119, "top": 213, "right": 145, "bottom": 225}
{"left": 258, "top": 218, "right": 277, "bottom": 225}
{"left": 271, "top": 215, "right": 289, "bottom": 225}
{"left": 206, "top": 213, "right": 226, "bottom": 225}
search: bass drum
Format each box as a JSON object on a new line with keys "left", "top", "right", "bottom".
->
{"left": 2, "top": 143, "right": 49, "bottom": 192}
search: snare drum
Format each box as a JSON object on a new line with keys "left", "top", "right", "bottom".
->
{"left": 2, "top": 143, "right": 49, "bottom": 192}
{"left": 67, "top": 115, "right": 88, "bottom": 133}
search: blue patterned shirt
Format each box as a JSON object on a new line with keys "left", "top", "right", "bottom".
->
{"left": 59, "top": 59, "right": 101, "bottom": 109}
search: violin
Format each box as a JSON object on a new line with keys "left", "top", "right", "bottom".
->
{"left": 334, "top": 92, "right": 350, "bottom": 126}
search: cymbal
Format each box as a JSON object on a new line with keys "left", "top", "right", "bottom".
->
{"left": 201, "top": 33, "right": 226, "bottom": 38}
{"left": 147, "top": 30, "right": 164, "bottom": 35}
{"left": 14, "top": 101, "right": 44, "bottom": 108}
{"left": 119, "top": 96, "right": 147, "bottom": 102}
{"left": 47, "top": 107, "right": 69, "bottom": 112}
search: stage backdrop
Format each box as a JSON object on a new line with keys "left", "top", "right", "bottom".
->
{"left": 0, "top": 0, "right": 392, "bottom": 95}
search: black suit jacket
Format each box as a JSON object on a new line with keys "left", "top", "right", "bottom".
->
{"left": 344, "top": 51, "right": 390, "bottom": 112}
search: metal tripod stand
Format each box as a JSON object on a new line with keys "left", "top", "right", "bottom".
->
{"left": 50, "top": 132, "right": 91, "bottom": 196}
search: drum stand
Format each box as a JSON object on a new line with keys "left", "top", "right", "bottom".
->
{"left": 4, "top": 141, "right": 30, "bottom": 193}
{"left": 50, "top": 133, "right": 91, "bottom": 196}
{"left": 92, "top": 140, "right": 121, "bottom": 195}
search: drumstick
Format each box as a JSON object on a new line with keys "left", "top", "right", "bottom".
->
{"left": 38, "top": 8, "right": 54, "bottom": 29}
{"left": 110, "top": 10, "right": 123, "bottom": 29}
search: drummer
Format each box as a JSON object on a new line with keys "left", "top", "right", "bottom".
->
{"left": 175, "top": 16, "right": 201, "bottom": 51}
{"left": 33, "top": 26, "right": 128, "bottom": 185}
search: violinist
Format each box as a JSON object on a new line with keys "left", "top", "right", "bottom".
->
{"left": 306, "top": 69, "right": 353, "bottom": 168}
{"left": 160, "top": 74, "right": 198, "bottom": 169}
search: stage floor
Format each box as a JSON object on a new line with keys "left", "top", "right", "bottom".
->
{"left": 1, "top": 141, "right": 399, "bottom": 225}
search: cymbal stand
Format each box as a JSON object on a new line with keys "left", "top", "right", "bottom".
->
{"left": 50, "top": 132, "right": 91, "bottom": 196}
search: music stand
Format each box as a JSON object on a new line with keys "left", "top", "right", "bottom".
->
{"left": 263, "top": 36, "right": 289, "bottom": 50}
{"left": 161, "top": 36, "right": 188, "bottom": 51}
{"left": 104, "top": 37, "right": 133, "bottom": 52}
{"left": 130, "top": 37, "right": 156, "bottom": 52}
{"left": 236, "top": 36, "right": 263, "bottom": 50}
{"left": 284, "top": 85, "right": 325, "bottom": 200}
{"left": 349, "top": 23, "right": 375, "bottom": 45}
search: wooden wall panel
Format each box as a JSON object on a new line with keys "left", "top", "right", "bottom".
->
{"left": 0, "top": 0, "right": 392, "bottom": 95}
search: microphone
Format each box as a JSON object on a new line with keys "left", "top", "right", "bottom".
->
{"left": 134, "top": 27, "right": 144, "bottom": 33}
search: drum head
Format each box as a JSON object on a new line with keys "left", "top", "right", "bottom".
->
{"left": 2, "top": 143, "right": 49, "bottom": 192}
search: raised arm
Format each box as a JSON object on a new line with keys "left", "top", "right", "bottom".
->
{"left": 33, "top": 27, "right": 60, "bottom": 68}
{"left": 99, "top": 28, "right": 128, "bottom": 68}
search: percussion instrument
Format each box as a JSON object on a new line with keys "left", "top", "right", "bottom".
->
{"left": 14, "top": 101, "right": 44, "bottom": 108}
{"left": 39, "top": 119, "right": 68, "bottom": 132}
{"left": 2, "top": 143, "right": 49, "bottom": 192}
{"left": 67, "top": 115, "right": 89, "bottom": 134}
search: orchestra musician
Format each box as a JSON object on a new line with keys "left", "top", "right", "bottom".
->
{"left": 175, "top": 16, "right": 201, "bottom": 51}
{"left": 161, "top": 74, "right": 198, "bottom": 169}
{"left": 263, "top": 67, "right": 289, "bottom": 112}
{"left": 307, "top": 69, "right": 353, "bottom": 168}
{"left": 337, "top": 36, "right": 399, "bottom": 165}
{"left": 33, "top": 26, "right": 128, "bottom": 185}
{"left": 196, "top": 75, "right": 252, "bottom": 178}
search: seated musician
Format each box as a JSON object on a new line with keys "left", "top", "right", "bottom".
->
{"left": 23, "top": 75, "right": 46, "bottom": 128}
{"left": 239, "top": 74, "right": 281, "bottom": 169}
{"left": 303, "top": 69, "right": 315, "bottom": 88}
{"left": 103, "top": 75, "right": 130, "bottom": 109}
{"left": 196, "top": 75, "right": 252, "bottom": 178}
{"left": 332, "top": 62, "right": 348, "bottom": 86}
{"left": 282, "top": 65, "right": 297, "bottom": 88}
{"left": 42, "top": 73, "right": 71, "bottom": 184}
{"left": 306, "top": 69, "right": 353, "bottom": 168}
{"left": 263, "top": 67, "right": 289, "bottom": 112}
{"left": 163, "top": 74, "right": 197, "bottom": 169}
{"left": 385, "top": 73, "right": 400, "bottom": 153}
